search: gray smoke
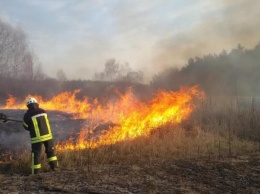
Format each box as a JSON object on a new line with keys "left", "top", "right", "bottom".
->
{"left": 151, "top": 0, "right": 260, "bottom": 77}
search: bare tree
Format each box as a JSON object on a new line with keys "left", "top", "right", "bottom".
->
{"left": 0, "top": 20, "right": 14, "bottom": 77}
{"left": 56, "top": 68, "right": 67, "bottom": 91}
{"left": 104, "top": 59, "right": 119, "bottom": 82}
{"left": 56, "top": 68, "right": 67, "bottom": 82}
{"left": 94, "top": 72, "right": 105, "bottom": 81}
{"left": 126, "top": 71, "right": 144, "bottom": 83}
{"left": 94, "top": 59, "right": 119, "bottom": 81}
{"left": 94, "top": 59, "right": 143, "bottom": 83}
{"left": 0, "top": 19, "right": 44, "bottom": 80}
{"left": 118, "top": 62, "right": 132, "bottom": 79}
{"left": 33, "top": 62, "right": 45, "bottom": 80}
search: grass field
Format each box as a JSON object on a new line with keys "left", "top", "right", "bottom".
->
{"left": 0, "top": 96, "right": 260, "bottom": 193}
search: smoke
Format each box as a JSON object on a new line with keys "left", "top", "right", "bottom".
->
{"left": 151, "top": 0, "right": 260, "bottom": 77}
{"left": 0, "top": 110, "right": 83, "bottom": 152}
{"left": 0, "top": 109, "right": 29, "bottom": 154}
{"left": 2, "top": 0, "right": 259, "bottom": 83}
{"left": 0, "top": 131, "right": 30, "bottom": 150}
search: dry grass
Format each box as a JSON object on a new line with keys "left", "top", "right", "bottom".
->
{"left": 2, "top": 96, "right": 260, "bottom": 174}
{"left": 11, "top": 123, "right": 254, "bottom": 173}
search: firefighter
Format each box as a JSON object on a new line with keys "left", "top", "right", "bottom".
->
{"left": 23, "top": 97, "right": 58, "bottom": 174}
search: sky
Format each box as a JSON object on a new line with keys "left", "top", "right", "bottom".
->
{"left": 0, "top": 0, "right": 260, "bottom": 82}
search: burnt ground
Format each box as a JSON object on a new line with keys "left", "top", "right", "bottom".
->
{"left": 0, "top": 110, "right": 260, "bottom": 193}
{"left": 0, "top": 153, "right": 259, "bottom": 194}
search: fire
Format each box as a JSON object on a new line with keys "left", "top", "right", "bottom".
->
{"left": 2, "top": 90, "right": 91, "bottom": 119}
{"left": 88, "top": 85, "right": 204, "bottom": 148}
{"left": 0, "top": 86, "right": 205, "bottom": 151}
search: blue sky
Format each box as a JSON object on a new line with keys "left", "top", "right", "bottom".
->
{"left": 0, "top": 0, "right": 259, "bottom": 81}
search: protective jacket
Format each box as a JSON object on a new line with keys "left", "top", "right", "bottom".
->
{"left": 23, "top": 104, "right": 53, "bottom": 143}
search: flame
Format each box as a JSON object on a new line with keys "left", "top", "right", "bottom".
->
{"left": 87, "top": 85, "right": 204, "bottom": 149}
{"left": 0, "top": 86, "right": 205, "bottom": 151}
{"left": 2, "top": 90, "right": 91, "bottom": 119}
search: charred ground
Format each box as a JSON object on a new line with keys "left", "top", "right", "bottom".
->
{"left": 0, "top": 153, "right": 259, "bottom": 193}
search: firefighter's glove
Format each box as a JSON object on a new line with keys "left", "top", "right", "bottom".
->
{"left": 0, "top": 113, "right": 8, "bottom": 122}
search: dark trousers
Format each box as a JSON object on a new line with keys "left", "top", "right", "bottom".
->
{"left": 31, "top": 139, "right": 58, "bottom": 174}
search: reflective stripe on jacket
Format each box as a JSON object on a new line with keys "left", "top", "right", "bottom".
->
{"left": 23, "top": 110, "right": 53, "bottom": 143}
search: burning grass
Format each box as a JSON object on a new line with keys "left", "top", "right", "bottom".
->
{"left": 0, "top": 90, "right": 259, "bottom": 193}
{"left": 1, "top": 85, "right": 205, "bottom": 150}
{"left": 0, "top": 85, "right": 259, "bottom": 176}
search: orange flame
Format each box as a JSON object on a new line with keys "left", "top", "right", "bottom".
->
{"left": 0, "top": 86, "right": 205, "bottom": 151}
{"left": 2, "top": 90, "right": 91, "bottom": 119}
{"left": 83, "top": 85, "right": 204, "bottom": 149}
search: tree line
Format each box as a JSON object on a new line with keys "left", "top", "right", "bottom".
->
{"left": 151, "top": 43, "right": 260, "bottom": 97}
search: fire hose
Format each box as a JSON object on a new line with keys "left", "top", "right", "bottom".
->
{"left": 0, "top": 113, "right": 23, "bottom": 123}
{"left": 2, "top": 118, "right": 23, "bottom": 123}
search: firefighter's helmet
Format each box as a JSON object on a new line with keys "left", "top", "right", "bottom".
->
{"left": 26, "top": 97, "right": 38, "bottom": 106}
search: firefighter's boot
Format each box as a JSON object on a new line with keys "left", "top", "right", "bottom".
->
{"left": 49, "top": 160, "right": 58, "bottom": 171}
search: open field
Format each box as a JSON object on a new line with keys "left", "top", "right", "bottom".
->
{"left": 0, "top": 96, "right": 260, "bottom": 193}
{"left": 0, "top": 152, "right": 259, "bottom": 194}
